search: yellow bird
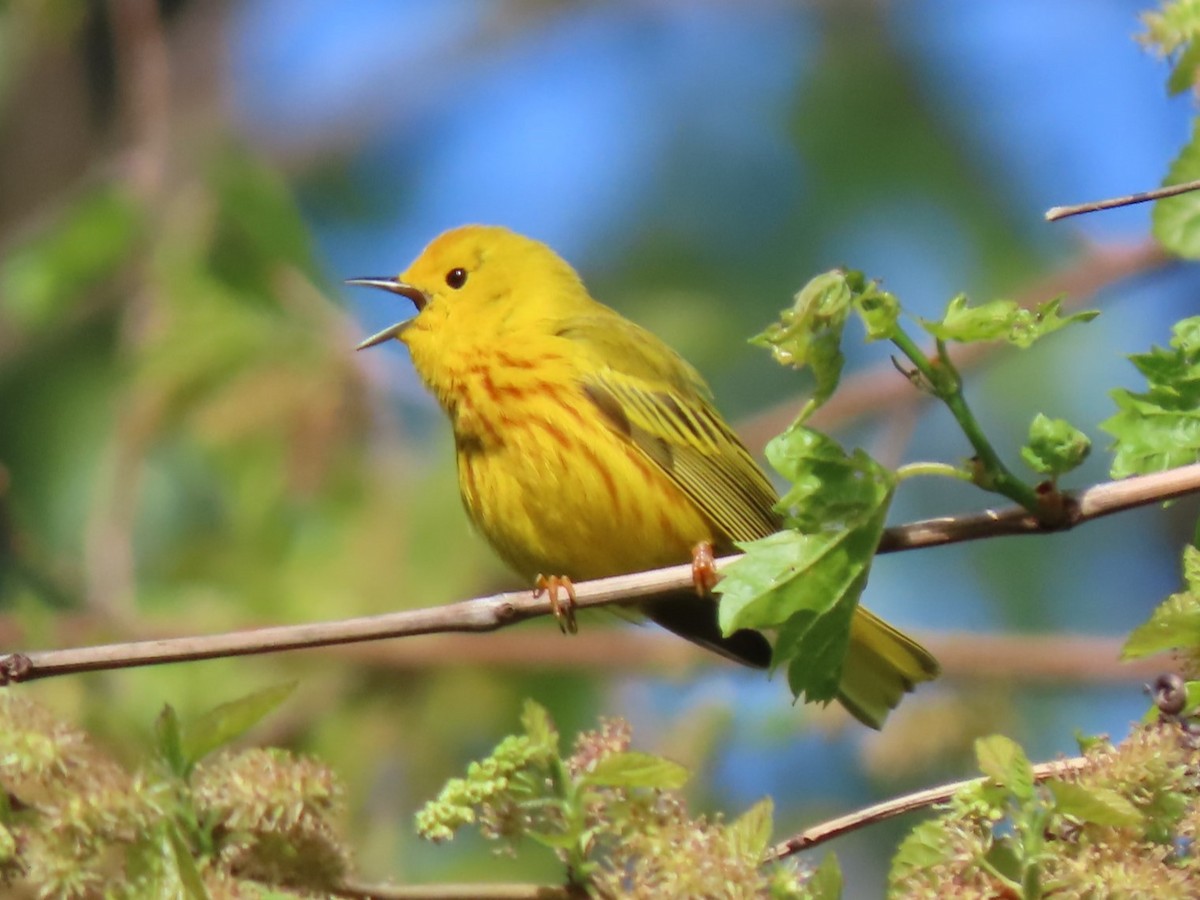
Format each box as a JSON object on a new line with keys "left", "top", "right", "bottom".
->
{"left": 349, "top": 225, "right": 938, "bottom": 727}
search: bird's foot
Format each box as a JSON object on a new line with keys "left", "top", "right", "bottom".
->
{"left": 691, "top": 541, "right": 719, "bottom": 596}
{"left": 534, "top": 574, "right": 578, "bottom": 634}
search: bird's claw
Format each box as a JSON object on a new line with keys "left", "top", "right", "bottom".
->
{"left": 535, "top": 574, "right": 578, "bottom": 634}
{"left": 691, "top": 541, "right": 719, "bottom": 596}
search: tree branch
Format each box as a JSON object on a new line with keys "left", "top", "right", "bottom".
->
{"left": 763, "top": 756, "right": 1091, "bottom": 862}
{"left": 1045, "top": 179, "right": 1200, "bottom": 222}
{"left": 0, "top": 616, "right": 1172, "bottom": 684}
{"left": 3, "top": 463, "right": 1198, "bottom": 684}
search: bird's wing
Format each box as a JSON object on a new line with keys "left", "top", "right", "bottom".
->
{"left": 557, "top": 314, "right": 780, "bottom": 545}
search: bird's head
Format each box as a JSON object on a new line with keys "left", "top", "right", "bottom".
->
{"left": 348, "top": 225, "right": 593, "bottom": 354}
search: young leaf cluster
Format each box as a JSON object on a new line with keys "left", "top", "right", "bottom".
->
{"left": 718, "top": 425, "right": 894, "bottom": 709}
{"left": 891, "top": 539, "right": 1200, "bottom": 897}
{"left": 892, "top": 725, "right": 1200, "bottom": 897}
{"left": 1141, "top": 0, "right": 1200, "bottom": 95}
{"left": 1124, "top": 545, "right": 1200, "bottom": 703}
{"left": 918, "top": 296, "right": 1097, "bottom": 349}
{"left": 1145, "top": 0, "right": 1200, "bottom": 254}
{"left": 416, "top": 700, "right": 816, "bottom": 898}
{"left": 0, "top": 684, "right": 349, "bottom": 898}
{"left": 723, "top": 270, "right": 1095, "bottom": 713}
{"left": 1103, "top": 316, "right": 1200, "bottom": 478}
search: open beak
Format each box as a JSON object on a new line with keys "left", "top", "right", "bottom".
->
{"left": 345, "top": 277, "right": 430, "bottom": 350}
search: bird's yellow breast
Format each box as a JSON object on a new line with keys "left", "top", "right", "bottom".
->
{"left": 409, "top": 333, "right": 714, "bottom": 581}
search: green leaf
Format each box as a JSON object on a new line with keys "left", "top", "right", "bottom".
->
{"left": 1143, "top": 785, "right": 1191, "bottom": 843}
{"left": 1168, "top": 38, "right": 1200, "bottom": 94}
{"left": 718, "top": 427, "right": 894, "bottom": 706}
{"left": 919, "top": 295, "right": 1097, "bottom": 349}
{"left": 1020, "top": 413, "right": 1091, "bottom": 478}
{"left": 163, "top": 825, "right": 211, "bottom": 900}
{"left": 890, "top": 818, "right": 953, "bottom": 884}
{"left": 983, "top": 840, "right": 1023, "bottom": 885}
{"left": 975, "top": 735, "right": 1034, "bottom": 801}
{"left": 729, "top": 797, "right": 774, "bottom": 861}
{"left": 766, "top": 425, "right": 897, "bottom": 533}
{"left": 1124, "top": 591, "right": 1200, "bottom": 658}
{"left": 179, "top": 682, "right": 296, "bottom": 773}
{"left": 1141, "top": 1, "right": 1200, "bottom": 57}
{"left": 155, "top": 704, "right": 187, "bottom": 778}
{"left": 781, "top": 582, "right": 863, "bottom": 708}
{"left": 804, "top": 852, "right": 843, "bottom": 900}
{"left": 1154, "top": 122, "right": 1200, "bottom": 256}
{"left": 520, "top": 699, "right": 558, "bottom": 755}
{"left": 580, "top": 751, "right": 689, "bottom": 790}
{"left": 1047, "top": 781, "right": 1143, "bottom": 827}
{"left": 1102, "top": 317, "right": 1200, "bottom": 478}
{"left": 1123, "top": 546, "right": 1200, "bottom": 659}
{"left": 1074, "top": 730, "right": 1108, "bottom": 755}
{"left": 853, "top": 283, "right": 901, "bottom": 342}
{"left": 751, "top": 270, "right": 856, "bottom": 420}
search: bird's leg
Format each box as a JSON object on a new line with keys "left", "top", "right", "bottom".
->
{"left": 691, "top": 541, "right": 719, "bottom": 596}
{"left": 534, "top": 574, "right": 578, "bottom": 634}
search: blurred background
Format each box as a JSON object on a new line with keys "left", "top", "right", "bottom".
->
{"left": 1, "top": 0, "right": 1197, "bottom": 892}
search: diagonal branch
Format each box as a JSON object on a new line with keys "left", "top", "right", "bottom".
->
{"left": 762, "top": 756, "right": 1090, "bottom": 862}
{"left": 0, "top": 617, "right": 1171, "bottom": 683}
{"left": 2, "top": 463, "right": 1198, "bottom": 684}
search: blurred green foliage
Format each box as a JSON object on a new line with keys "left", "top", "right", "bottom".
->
{"left": 1104, "top": 316, "right": 1200, "bottom": 478}
{"left": 415, "top": 699, "right": 810, "bottom": 897}
{"left": 891, "top": 723, "right": 1200, "bottom": 896}
{"left": 1, "top": 0, "right": 1199, "bottom": 895}
{"left": 0, "top": 686, "right": 348, "bottom": 897}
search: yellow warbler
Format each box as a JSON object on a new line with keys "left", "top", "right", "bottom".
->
{"left": 349, "top": 225, "right": 938, "bottom": 727}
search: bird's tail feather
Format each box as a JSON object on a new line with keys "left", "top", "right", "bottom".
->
{"left": 646, "top": 595, "right": 938, "bottom": 729}
{"left": 838, "top": 607, "right": 940, "bottom": 729}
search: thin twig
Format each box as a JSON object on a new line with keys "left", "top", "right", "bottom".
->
{"left": 763, "top": 756, "right": 1090, "bottom": 861}
{"left": 0, "top": 617, "right": 1172, "bottom": 684}
{"left": 2, "top": 464, "right": 1198, "bottom": 683}
{"left": 1045, "top": 179, "right": 1200, "bottom": 222}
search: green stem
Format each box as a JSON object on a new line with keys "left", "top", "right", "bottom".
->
{"left": 976, "top": 855, "right": 1024, "bottom": 895}
{"left": 895, "top": 461, "right": 972, "bottom": 482}
{"left": 890, "top": 328, "right": 1041, "bottom": 512}
{"left": 552, "top": 757, "right": 591, "bottom": 883}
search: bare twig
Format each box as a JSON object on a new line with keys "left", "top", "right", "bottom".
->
{"left": 1046, "top": 179, "right": 1200, "bottom": 222}
{"left": 763, "top": 756, "right": 1090, "bottom": 861}
{"left": 0, "top": 617, "right": 1172, "bottom": 683}
{"left": 2, "top": 464, "right": 1198, "bottom": 683}
{"left": 739, "top": 238, "right": 1172, "bottom": 451}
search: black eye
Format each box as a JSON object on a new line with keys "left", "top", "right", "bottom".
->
{"left": 445, "top": 268, "right": 467, "bottom": 289}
